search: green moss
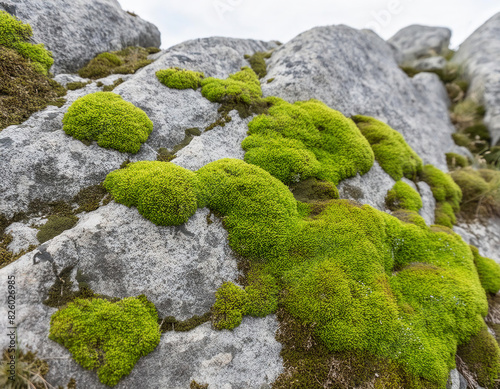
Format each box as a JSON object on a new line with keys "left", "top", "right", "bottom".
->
{"left": 464, "top": 123, "right": 491, "bottom": 144}
{"left": 211, "top": 282, "right": 248, "bottom": 330}
{"left": 62, "top": 92, "right": 153, "bottom": 153}
{"left": 201, "top": 66, "right": 261, "bottom": 104}
{"left": 0, "top": 46, "right": 66, "bottom": 130}
{"left": 452, "top": 132, "right": 472, "bottom": 147}
{"left": 102, "top": 78, "right": 124, "bottom": 92}
{"left": 245, "top": 51, "right": 272, "bottom": 78}
{"left": 353, "top": 115, "right": 423, "bottom": 181}
{"left": 190, "top": 381, "right": 209, "bottom": 389}
{"left": 289, "top": 178, "right": 339, "bottom": 203}
{"left": 470, "top": 246, "right": 500, "bottom": 295}
{"left": 159, "top": 312, "right": 211, "bottom": 333}
{"left": 78, "top": 47, "right": 152, "bottom": 79}
{"left": 66, "top": 81, "right": 90, "bottom": 90}
{"left": 451, "top": 167, "right": 500, "bottom": 219}
{"left": 244, "top": 98, "right": 374, "bottom": 185}
{"left": 245, "top": 268, "right": 279, "bottom": 317}
{"left": 385, "top": 181, "right": 423, "bottom": 212}
{"left": 0, "top": 11, "right": 53, "bottom": 74}
{"left": 156, "top": 67, "right": 204, "bottom": 90}
{"left": 267, "top": 77, "right": 275, "bottom": 83}
{"left": 446, "top": 152, "right": 469, "bottom": 170}
{"left": 36, "top": 214, "right": 78, "bottom": 243}
{"left": 421, "top": 164, "right": 462, "bottom": 227}
{"left": 104, "top": 161, "right": 200, "bottom": 226}
{"left": 457, "top": 326, "right": 500, "bottom": 389}
{"left": 49, "top": 295, "right": 160, "bottom": 386}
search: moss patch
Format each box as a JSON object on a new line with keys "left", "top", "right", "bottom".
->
{"left": 470, "top": 246, "right": 500, "bottom": 295}
{"left": 244, "top": 51, "right": 272, "bottom": 78}
{"left": 66, "top": 81, "right": 90, "bottom": 91}
{"left": 0, "top": 46, "right": 66, "bottom": 130}
{"left": 445, "top": 152, "right": 469, "bottom": 170}
{"left": 62, "top": 92, "right": 153, "bottom": 153}
{"left": 421, "top": 164, "right": 462, "bottom": 227}
{"left": 36, "top": 215, "right": 78, "bottom": 244}
{"left": 353, "top": 115, "right": 422, "bottom": 181}
{"left": 244, "top": 98, "right": 374, "bottom": 185}
{"left": 156, "top": 67, "right": 204, "bottom": 89}
{"left": 102, "top": 78, "right": 124, "bottom": 92}
{"left": 385, "top": 181, "right": 423, "bottom": 212}
{"left": 78, "top": 47, "right": 153, "bottom": 79}
{"left": 49, "top": 295, "right": 160, "bottom": 386}
{"left": 0, "top": 11, "right": 53, "bottom": 74}
{"left": 159, "top": 312, "right": 211, "bottom": 333}
{"left": 104, "top": 161, "right": 200, "bottom": 226}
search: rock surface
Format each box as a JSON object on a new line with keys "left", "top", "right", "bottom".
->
{"left": 388, "top": 24, "right": 451, "bottom": 63}
{"left": 0, "top": 203, "right": 283, "bottom": 388}
{"left": 453, "top": 12, "right": 500, "bottom": 145}
{"left": 263, "top": 26, "right": 456, "bottom": 170}
{"left": 0, "top": 0, "right": 161, "bottom": 74}
{"left": 454, "top": 217, "right": 500, "bottom": 263}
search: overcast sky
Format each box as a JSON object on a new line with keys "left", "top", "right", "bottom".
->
{"left": 118, "top": 0, "right": 500, "bottom": 50}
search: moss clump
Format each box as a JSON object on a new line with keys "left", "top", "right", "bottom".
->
{"left": 470, "top": 246, "right": 500, "bottom": 294}
{"left": 212, "top": 282, "right": 248, "bottom": 330}
{"left": 385, "top": 181, "right": 423, "bottom": 212}
{"left": 102, "top": 77, "right": 124, "bottom": 92}
{"left": 353, "top": 115, "right": 423, "bottom": 181}
{"left": 0, "top": 348, "right": 49, "bottom": 389}
{"left": 190, "top": 381, "right": 209, "bottom": 389}
{"left": 156, "top": 67, "right": 204, "bottom": 90}
{"left": 446, "top": 152, "right": 469, "bottom": 170}
{"left": 49, "top": 295, "right": 160, "bottom": 386}
{"left": 245, "top": 268, "right": 279, "bottom": 317}
{"left": 457, "top": 326, "right": 500, "bottom": 389}
{"left": 289, "top": 178, "right": 339, "bottom": 203}
{"left": 104, "top": 161, "right": 200, "bottom": 226}
{"left": 244, "top": 98, "right": 374, "bottom": 185}
{"left": 66, "top": 81, "right": 91, "bottom": 90}
{"left": 0, "top": 11, "right": 53, "bottom": 74}
{"left": 421, "top": 164, "right": 462, "bottom": 227}
{"left": 245, "top": 51, "right": 272, "bottom": 78}
{"left": 62, "top": 92, "right": 153, "bottom": 153}
{"left": 0, "top": 46, "right": 66, "bottom": 130}
{"left": 78, "top": 46, "right": 153, "bottom": 79}
{"left": 36, "top": 214, "right": 78, "bottom": 243}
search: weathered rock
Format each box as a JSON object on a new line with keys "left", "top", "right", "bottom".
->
{"left": 447, "top": 368, "right": 468, "bottom": 389}
{"left": 388, "top": 25, "right": 451, "bottom": 63}
{"left": 454, "top": 217, "right": 500, "bottom": 263}
{"left": 263, "top": 26, "right": 456, "bottom": 170}
{"left": 0, "top": 203, "right": 283, "bottom": 388}
{"left": 453, "top": 13, "right": 500, "bottom": 145}
{"left": 5, "top": 222, "right": 39, "bottom": 254}
{"left": 0, "top": 37, "right": 274, "bottom": 218}
{"left": 0, "top": 0, "right": 161, "bottom": 74}
{"left": 417, "top": 181, "right": 436, "bottom": 226}
{"left": 412, "top": 56, "right": 447, "bottom": 72}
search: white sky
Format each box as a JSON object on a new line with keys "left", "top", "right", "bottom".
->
{"left": 118, "top": 0, "right": 500, "bottom": 50}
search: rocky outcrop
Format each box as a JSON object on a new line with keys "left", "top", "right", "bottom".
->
{"left": 453, "top": 12, "right": 500, "bottom": 145}
{"left": 388, "top": 24, "right": 451, "bottom": 64}
{"left": 454, "top": 217, "right": 500, "bottom": 263}
{"left": 0, "top": 0, "right": 161, "bottom": 74}
{"left": 263, "top": 26, "right": 457, "bottom": 170}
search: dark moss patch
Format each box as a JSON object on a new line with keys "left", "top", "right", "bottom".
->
{"left": 37, "top": 214, "right": 78, "bottom": 244}
{"left": 457, "top": 327, "right": 500, "bottom": 389}
{"left": 289, "top": 178, "right": 339, "bottom": 203}
{"left": 1, "top": 348, "right": 50, "bottom": 388}
{"left": 445, "top": 152, "right": 469, "bottom": 170}
{"left": 156, "top": 127, "right": 202, "bottom": 161}
{"left": 190, "top": 381, "right": 209, "bottom": 389}
{"left": 74, "top": 183, "right": 112, "bottom": 213}
{"left": 0, "top": 46, "right": 66, "bottom": 131}
{"left": 245, "top": 51, "right": 272, "bottom": 79}
{"left": 267, "top": 77, "right": 275, "bottom": 83}
{"left": 78, "top": 47, "right": 153, "bottom": 79}
{"left": 66, "top": 81, "right": 90, "bottom": 91}
{"left": 157, "top": 147, "right": 176, "bottom": 162}
{"left": 102, "top": 78, "right": 124, "bottom": 92}
{"left": 0, "top": 233, "right": 37, "bottom": 269}
{"left": 159, "top": 312, "right": 211, "bottom": 333}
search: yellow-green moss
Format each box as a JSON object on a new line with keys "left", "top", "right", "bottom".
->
{"left": 245, "top": 51, "right": 272, "bottom": 78}
{"left": 0, "top": 11, "right": 53, "bottom": 74}
{"left": 385, "top": 181, "right": 423, "bottom": 212}
{"left": 421, "top": 164, "right": 462, "bottom": 227}
{"left": 470, "top": 246, "right": 500, "bottom": 294}
{"left": 49, "top": 295, "right": 160, "bottom": 387}
{"left": 353, "top": 115, "right": 423, "bottom": 181}
{"left": 212, "top": 282, "right": 248, "bottom": 330}
{"left": 104, "top": 161, "right": 200, "bottom": 226}
{"left": 156, "top": 67, "right": 204, "bottom": 90}
{"left": 244, "top": 98, "right": 374, "bottom": 185}
{"left": 78, "top": 47, "right": 153, "bottom": 79}
{"left": 62, "top": 92, "right": 153, "bottom": 153}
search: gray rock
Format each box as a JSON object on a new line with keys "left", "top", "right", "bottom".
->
{"left": 417, "top": 181, "right": 436, "bottom": 225}
{"left": 263, "top": 26, "right": 456, "bottom": 170}
{"left": 412, "top": 56, "right": 447, "bottom": 72}
{"left": 0, "top": 37, "right": 273, "bottom": 218}
{"left": 388, "top": 25, "right": 451, "bottom": 63}
{"left": 52, "top": 74, "right": 89, "bottom": 87}
{"left": 0, "top": 0, "right": 161, "bottom": 74}
{"left": 453, "top": 13, "right": 500, "bottom": 145}
{"left": 447, "top": 369, "right": 468, "bottom": 389}
{"left": 5, "top": 222, "right": 39, "bottom": 254}
{"left": 454, "top": 217, "right": 500, "bottom": 263}
{"left": 0, "top": 203, "right": 283, "bottom": 388}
